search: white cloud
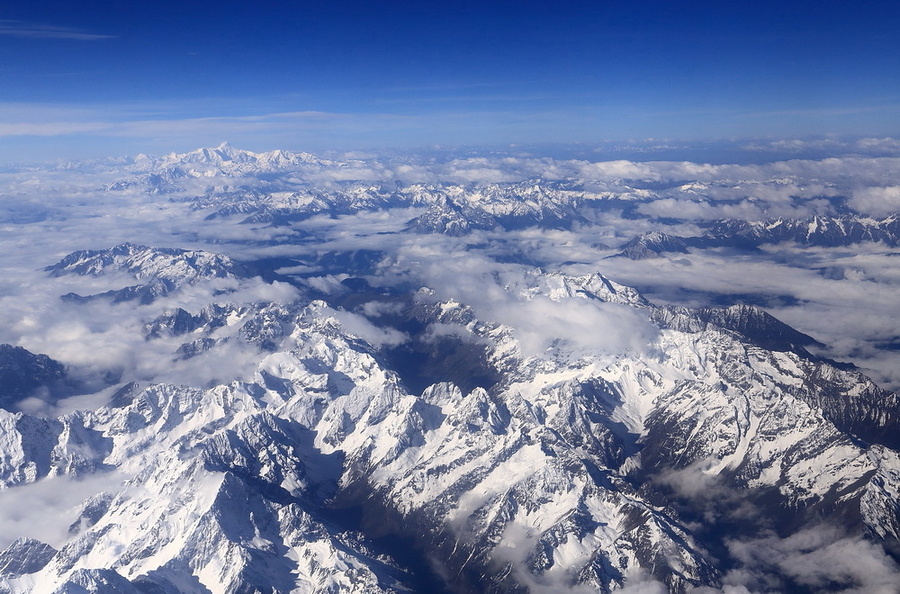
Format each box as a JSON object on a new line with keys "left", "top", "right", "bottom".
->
{"left": 637, "top": 198, "right": 769, "bottom": 221}
{"left": 327, "top": 309, "right": 409, "bottom": 348}
{"left": 0, "top": 472, "right": 129, "bottom": 549}
{"left": 593, "top": 243, "right": 900, "bottom": 390}
{"left": 855, "top": 137, "right": 900, "bottom": 154}
{"left": 742, "top": 137, "right": 849, "bottom": 154}
{"left": 384, "top": 241, "right": 659, "bottom": 358}
{"left": 0, "top": 232, "right": 304, "bottom": 394}
{"left": 724, "top": 527, "right": 900, "bottom": 593}
{"left": 1, "top": 148, "right": 899, "bottom": 396}
{"left": 617, "top": 580, "right": 669, "bottom": 594}
{"left": 849, "top": 186, "right": 900, "bottom": 217}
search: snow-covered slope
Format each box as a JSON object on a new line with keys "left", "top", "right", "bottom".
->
{"left": 703, "top": 214, "right": 900, "bottom": 248}
{"left": 2, "top": 244, "right": 899, "bottom": 593}
{"left": 46, "top": 243, "right": 246, "bottom": 284}
{"left": 45, "top": 244, "right": 250, "bottom": 304}
{"left": 4, "top": 145, "right": 900, "bottom": 593}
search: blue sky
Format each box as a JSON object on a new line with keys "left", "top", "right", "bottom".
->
{"left": 1, "top": 0, "right": 899, "bottom": 162}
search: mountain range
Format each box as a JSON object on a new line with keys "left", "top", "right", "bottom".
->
{"left": 1, "top": 145, "right": 899, "bottom": 593}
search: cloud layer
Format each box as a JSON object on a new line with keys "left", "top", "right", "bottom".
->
{"left": 2, "top": 145, "right": 899, "bottom": 396}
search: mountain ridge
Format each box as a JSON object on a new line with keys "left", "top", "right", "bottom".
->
{"left": 2, "top": 244, "right": 899, "bottom": 592}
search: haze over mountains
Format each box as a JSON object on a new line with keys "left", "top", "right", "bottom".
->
{"left": 2, "top": 143, "right": 900, "bottom": 592}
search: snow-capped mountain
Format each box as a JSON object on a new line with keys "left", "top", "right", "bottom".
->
{"left": 614, "top": 231, "right": 690, "bottom": 260}
{"left": 613, "top": 215, "right": 900, "bottom": 259}
{"left": 46, "top": 243, "right": 246, "bottom": 282}
{"left": 46, "top": 244, "right": 249, "bottom": 304}
{"left": 3, "top": 239, "right": 900, "bottom": 593}
{"left": 702, "top": 215, "right": 900, "bottom": 248}
{"left": 3, "top": 145, "right": 900, "bottom": 593}
{"left": 150, "top": 143, "right": 331, "bottom": 175}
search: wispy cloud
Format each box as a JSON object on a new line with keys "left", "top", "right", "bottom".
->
{"left": 0, "top": 106, "right": 412, "bottom": 139}
{"left": 0, "top": 120, "right": 111, "bottom": 136}
{"left": 0, "top": 471, "right": 129, "bottom": 549}
{"left": 723, "top": 526, "right": 900, "bottom": 593}
{"left": 742, "top": 136, "right": 900, "bottom": 157}
{"left": 0, "top": 20, "right": 113, "bottom": 41}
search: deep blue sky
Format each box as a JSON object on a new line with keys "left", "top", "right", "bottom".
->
{"left": 1, "top": 0, "right": 899, "bottom": 161}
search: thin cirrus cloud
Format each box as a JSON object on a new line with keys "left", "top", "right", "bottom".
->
{"left": 0, "top": 104, "right": 584, "bottom": 139}
{"left": 0, "top": 19, "right": 113, "bottom": 41}
{"left": 0, "top": 104, "right": 623, "bottom": 162}
{"left": 0, "top": 107, "right": 344, "bottom": 137}
{"left": 0, "top": 107, "right": 399, "bottom": 161}
{"left": 0, "top": 105, "right": 424, "bottom": 136}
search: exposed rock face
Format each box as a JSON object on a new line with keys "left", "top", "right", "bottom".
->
{"left": 615, "top": 231, "right": 690, "bottom": 259}
{"left": 0, "top": 345, "right": 67, "bottom": 410}
{"left": 0, "top": 539, "right": 57, "bottom": 576}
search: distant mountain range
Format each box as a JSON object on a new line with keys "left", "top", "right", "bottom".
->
{"left": 613, "top": 215, "right": 900, "bottom": 259}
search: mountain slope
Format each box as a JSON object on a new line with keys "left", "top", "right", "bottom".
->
{"left": 0, "top": 345, "right": 67, "bottom": 410}
{"left": 4, "top": 247, "right": 900, "bottom": 592}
